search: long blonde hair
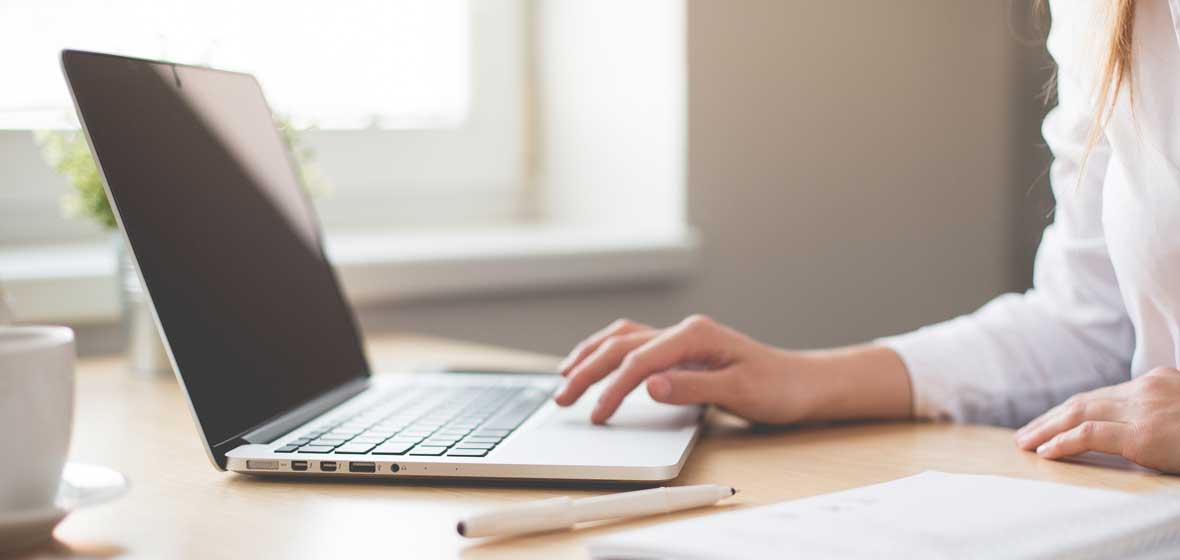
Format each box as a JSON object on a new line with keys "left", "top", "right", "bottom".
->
{"left": 1084, "top": 0, "right": 1136, "bottom": 173}
{"left": 1034, "top": 0, "right": 1136, "bottom": 176}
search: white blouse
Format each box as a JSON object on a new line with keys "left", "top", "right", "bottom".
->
{"left": 880, "top": 0, "right": 1180, "bottom": 427}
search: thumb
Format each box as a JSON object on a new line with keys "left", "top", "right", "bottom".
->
{"left": 646, "top": 368, "right": 732, "bottom": 406}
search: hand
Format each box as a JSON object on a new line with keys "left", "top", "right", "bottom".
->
{"left": 553, "top": 315, "right": 808, "bottom": 424}
{"left": 1015, "top": 367, "right": 1180, "bottom": 473}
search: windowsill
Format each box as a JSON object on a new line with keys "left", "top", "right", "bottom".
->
{"left": 0, "top": 225, "right": 699, "bottom": 324}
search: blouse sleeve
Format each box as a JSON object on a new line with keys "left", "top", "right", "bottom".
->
{"left": 876, "top": 0, "right": 1134, "bottom": 427}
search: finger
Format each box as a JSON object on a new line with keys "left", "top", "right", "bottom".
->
{"left": 592, "top": 316, "right": 730, "bottom": 424}
{"left": 558, "top": 319, "right": 652, "bottom": 376}
{"left": 1017, "top": 395, "right": 1089, "bottom": 439}
{"left": 1036, "top": 420, "right": 1131, "bottom": 460}
{"left": 554, "top": 330, "right": 659, "bottom": 406}
{"left": 1015, "top": 385, "right": 1125, "bottom": 440}
{"left": 1016, "top": 399, "right": 1131, "bottom": 451}
{"left": 559, "top": 319, "right": 653, "bottom": 375}
{"left": 646, "top": 368, "right": 734, "bottom": 406}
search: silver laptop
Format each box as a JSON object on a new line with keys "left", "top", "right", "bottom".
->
{"left": 62, "top": 50, "right": 701, "bottom": 482}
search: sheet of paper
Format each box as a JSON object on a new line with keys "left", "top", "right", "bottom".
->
{"left": 588, "top": 471, "right": 1180, "bottom": 560}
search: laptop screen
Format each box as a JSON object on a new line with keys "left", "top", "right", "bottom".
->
{"left": 63, "top": 50, "right": 370, "bottom": 449}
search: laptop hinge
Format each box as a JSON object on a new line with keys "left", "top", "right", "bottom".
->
{"left": 238, "top": 377, "right": 371, "bottom": 446}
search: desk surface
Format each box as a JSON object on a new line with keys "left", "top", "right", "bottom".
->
{"left": 30, "top": 334, "right": 1180, "bottom": 559}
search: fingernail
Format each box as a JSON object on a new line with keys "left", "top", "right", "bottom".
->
{"left": 1036, "top": 442, "right": 1049, "bottom": 455}
{"left": 648, "top": 376, "right": 671, "bottom": 401}
{"left": 591, "top": 400, "right": 607, "bottom": 420}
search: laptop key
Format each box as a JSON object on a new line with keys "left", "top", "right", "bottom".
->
{"left": 462, "top": 436, "right": 502, "bottom": 443}
{"left": 275, "top": 445, "right": 300, "bottom": 453}
{"left": 471, "top": 429, "right": 510, "bottom": 437}
{"left": 372, "top": 442, "right": 414, "bottom": 455}
{"left": 335, "top": 442, "right": 376, "bottom": 454}
{"left": 350, "top": 436, "right": 386, "bottom": 444}
{"left": 453, "top": 442, "right": 494, "bottom": 450}
{"left": 482, "top": 403, "right": 545, "bottom": 430}
{"left": 310, "top": 438, "right": 346, "bottom": 447}
{"left": 447, "top": 448, "right": 489, "bottom": 457}
{"left": 408, "top": 446, "right": 448, "bottom": 456}
{"left": 422, "top": 438, "right": 458, "bottom": 447}
{"left": 480, "top": 416, "right": 525, "bottom": 431}
{"left": 298, "top": 445, "right": 336, "bottom": 454}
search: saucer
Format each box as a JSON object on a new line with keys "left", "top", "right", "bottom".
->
{"left": 0, "top": 463, "right": 129, "bottom": 554}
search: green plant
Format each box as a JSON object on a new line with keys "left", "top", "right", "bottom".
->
{"left": 275, "top": 116, "right": 334, "bottom": 200}
{"left": 35, "top": 115, "right": 331, "bottom": 230}
{"left": 34, "top": 128, "right": 115, "bottom": 229}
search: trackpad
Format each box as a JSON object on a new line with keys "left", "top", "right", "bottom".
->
{"left": 493, "top": 380, "right": 701, "bottom": 469}
{"left": 542, "top": 382, "right": 700, "bottom": 432}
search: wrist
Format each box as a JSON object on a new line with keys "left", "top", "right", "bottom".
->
{"left": 790, "top": 344, "right": 914, "bottom": 422}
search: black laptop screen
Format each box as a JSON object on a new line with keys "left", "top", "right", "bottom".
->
{"left": 63, "top": 51, "right": 370, "bottom": 448}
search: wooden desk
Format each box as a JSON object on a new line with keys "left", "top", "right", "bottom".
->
{"left": 28, "top": 334, "right": 1180, "bottom": 559}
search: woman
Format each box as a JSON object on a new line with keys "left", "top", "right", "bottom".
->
{"left": 553, "top": 0, "right": 1180, "bottom": 473}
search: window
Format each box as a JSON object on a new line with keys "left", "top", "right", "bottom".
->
{"left": 0, "top": 0, "right": 469, "bottom": 129}
{"left": 0, "top": 1, "right": 694, "bottom": 324}
{"left": 0, "top": 0, "right": 526, "bottom": 245}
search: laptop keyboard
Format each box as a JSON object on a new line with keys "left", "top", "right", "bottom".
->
{"left": 273, "top": 380, "right": 554, "bottom": 459}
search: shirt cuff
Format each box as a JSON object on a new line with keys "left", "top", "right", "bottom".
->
{"left": 875, "top": 328, "right": 960, "bottom": 422}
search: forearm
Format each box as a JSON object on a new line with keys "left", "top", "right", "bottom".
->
{"left": 790, "top": 345, "right": 914, "bottom": 422}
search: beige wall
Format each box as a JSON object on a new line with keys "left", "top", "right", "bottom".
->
{"left": 62, "top": 1, "right": 1047, "bottom": 358}
{"left": 349, "top": 0, "right": 1027, "bottom": 358}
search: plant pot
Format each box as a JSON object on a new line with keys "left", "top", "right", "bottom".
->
{"left": 113, "top": 234, "right": 172, "bottom": 377}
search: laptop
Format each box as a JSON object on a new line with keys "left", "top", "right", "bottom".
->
{"left": 61, "top": 49, "right": 701, "bottom": 482}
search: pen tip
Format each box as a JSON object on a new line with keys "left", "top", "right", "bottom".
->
{"left": 730, "top": 487, "right": 738, "bottom": 496}
{"left": 457, "top": 521, "right": 467, "bottom": 537}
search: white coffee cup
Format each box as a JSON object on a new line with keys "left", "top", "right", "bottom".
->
{"left": 0, "top": 326, "right": 75, "bottom": 512}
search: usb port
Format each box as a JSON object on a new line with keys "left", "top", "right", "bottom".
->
{"left": 348, "top": 462, "right": 376, "bottom": 473}
{"left": 319, "top": 461, "right": 337, "bottom": 472}
{"left": 291, "top": 460, "right": 308, "bottom": 472}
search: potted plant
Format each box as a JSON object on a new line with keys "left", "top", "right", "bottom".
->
{"left": 35, "top": 116, "right": 330, "bottom": 375}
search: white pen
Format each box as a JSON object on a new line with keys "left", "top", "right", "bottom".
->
{"left": 456, "top": 484, "right": 737, "bottom": 538}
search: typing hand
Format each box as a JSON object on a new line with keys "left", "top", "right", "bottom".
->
{"left": 552, "top": 315, "right": 806, "bottom": 424}
{"left": 1015, "top": 367, "right": 1180, "bottom": 473}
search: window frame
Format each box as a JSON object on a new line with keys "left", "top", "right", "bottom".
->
{"left": 0, "top": 0, "right": 529, "bottom": 246}
{"left": 0, "top": 0, "right": 698, "bottom": 327}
